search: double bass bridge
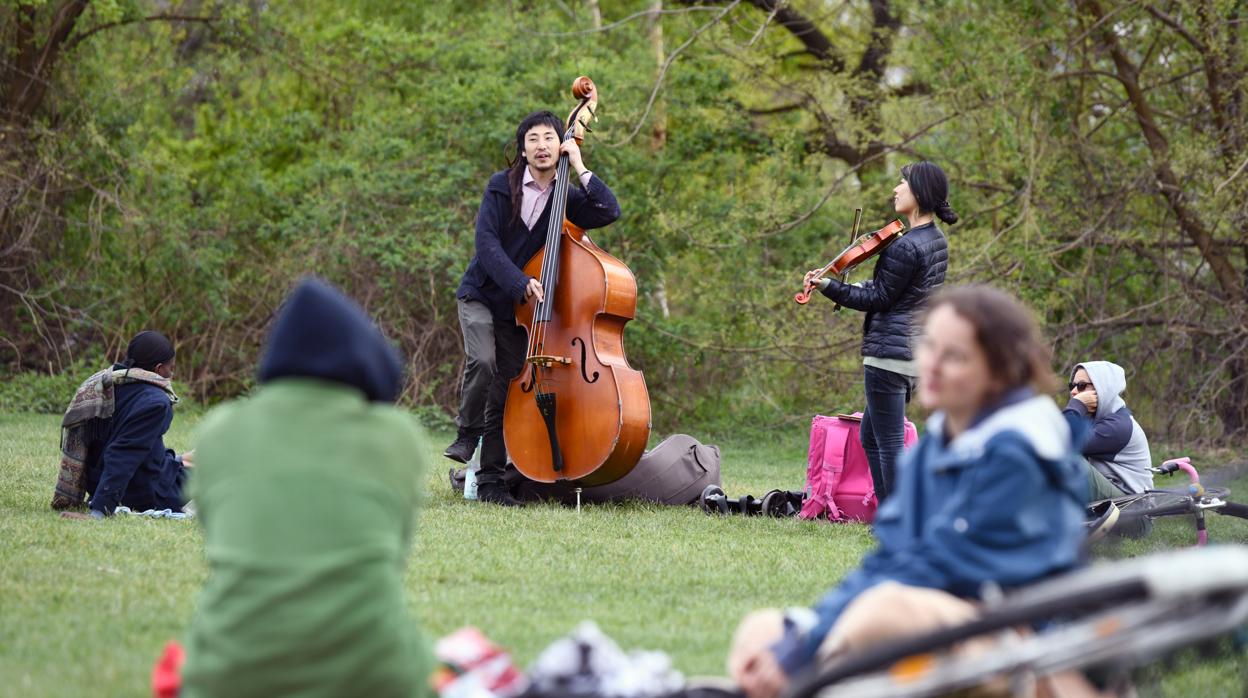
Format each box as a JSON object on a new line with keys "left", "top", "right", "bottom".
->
{"left": 526, "top": 355, "right": 572, "bottom": 367}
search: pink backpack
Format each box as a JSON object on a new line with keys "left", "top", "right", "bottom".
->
{"left": 799, "top": 412, "right": 918, "bottom": 523}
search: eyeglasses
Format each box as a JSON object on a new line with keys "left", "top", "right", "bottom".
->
{"left": 1068, "top": 381, "right": 1094, "bottom": 392}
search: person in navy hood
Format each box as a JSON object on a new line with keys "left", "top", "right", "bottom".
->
{"left": 258, "top": 277, "right": 403, "bottom": 403}
{"left": 80, "top": 330, "right": 189, "bottom": 517}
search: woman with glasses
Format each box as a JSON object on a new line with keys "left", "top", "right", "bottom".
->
{"left": 803, "top": 162, "right": 956, "bottom": 503}
{"left": 731, "top": 286, "right": 1091, "bottom": 698}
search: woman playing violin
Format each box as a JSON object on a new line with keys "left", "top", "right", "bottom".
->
{"left": 804, "top": 162, "right": 956, "bottom": 502}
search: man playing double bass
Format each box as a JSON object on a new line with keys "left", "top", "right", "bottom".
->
{"left": 449, "top": 110, "right": 622, "bottom": 506}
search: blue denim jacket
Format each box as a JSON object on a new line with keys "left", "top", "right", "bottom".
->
{"left": 775, "top": 390, "right": 1088, "bottom": 673}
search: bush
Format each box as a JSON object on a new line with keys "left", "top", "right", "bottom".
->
{"left": 0, "top": 360, "right": 98, "bottom": 414}
{"left": 0, "top": 361, "right": 206, "bottom": 417}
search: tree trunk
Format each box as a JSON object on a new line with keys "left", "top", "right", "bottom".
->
{"left": 586, "top": 0, "right": 602, "bottom": 29}
{"left": 649, "top": 1, "right": 667, "bottom": 151}
{"left": 1078, "top": 0, "right": 1248, "bottom": 437}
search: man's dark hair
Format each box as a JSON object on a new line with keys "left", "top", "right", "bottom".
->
{"left": 901, "top": 161, "right": 959, "bottom": 225}
{"left": 507, "top": 110, "right": 566, "bottom": 227}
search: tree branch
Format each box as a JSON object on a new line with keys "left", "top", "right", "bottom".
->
{"left": 66, "top": 13, "right": 218, "bottom": 51}
{"left": 889, "top": 82, "right": 931, "bottom": 98}
{"left": 854, "top": 0, "right": 900, "bottom": 81}
{"left": 1143, "top": 3, "right": 1206, "bottom": 52}
{"left": 12, "top": 1, "right": 89, "bottom": 123}
{"left": 747, "top": 102, "right": 807, "bottom": 115}
{"left": 605, "top": 0, "right": 742, "bottom": 147}
{"left": 744, "top": 0, "right": 845, "bottom": 71}
{"left": 1077, "top": 0, "right": 1245, "bottom": 301}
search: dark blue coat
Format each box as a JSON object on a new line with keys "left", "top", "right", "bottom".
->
{"left": 820, "top": 222, "right": 948, "bottom": 360}
{"left": 456, "top": 170, "right": 621, "bottom": 320}
{"left": 86, "top": 372, "right": 185, "bottom": 514}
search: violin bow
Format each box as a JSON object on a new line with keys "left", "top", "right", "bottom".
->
{"left": 831, "top": 208, "right": 863, "bottom": 312}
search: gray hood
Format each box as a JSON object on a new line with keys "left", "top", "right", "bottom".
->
{"left": 1072, "top": 361, "right": 1127, "bottom": 420}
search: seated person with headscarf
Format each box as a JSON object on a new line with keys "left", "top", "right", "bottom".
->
{"left": 176, "top": 278, "right": 434, "bottom": 697}
{"left": 54, "top": 330, "right": 191, "bottom": 519}
{"left": 1064, "top": 361, "right": 1153, "bottom": 501}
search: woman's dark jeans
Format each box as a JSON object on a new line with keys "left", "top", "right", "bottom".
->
{"left": 861, "top": 365, "right": 915, "bottom": 503}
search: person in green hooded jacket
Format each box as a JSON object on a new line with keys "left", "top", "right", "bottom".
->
{"left": 180, "top": 277, "right": 434, "bottom": 698}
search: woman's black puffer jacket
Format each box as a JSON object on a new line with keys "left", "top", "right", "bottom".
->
{"left": 820, "top": 222, "right": 948, "bottom": 361}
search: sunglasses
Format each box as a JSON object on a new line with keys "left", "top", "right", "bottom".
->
{"left": 1068, "top": 381, "right": 1094, "bottom": 392}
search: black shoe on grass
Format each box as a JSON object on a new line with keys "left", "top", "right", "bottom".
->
{"left": 443, "top": 437, "right": 477, "bottom": 464}
{"left": 477, "top": 483, "right": 523, "bottom": 507}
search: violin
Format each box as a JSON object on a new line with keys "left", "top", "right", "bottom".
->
{"left": 794, "top": 209, "right": 905, "bottom": 305}
{"left": 502, "top": 76, "right": 651, "bottom": 486}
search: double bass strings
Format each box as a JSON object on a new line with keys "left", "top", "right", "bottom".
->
{"left": 528, "top": 140, "right": 573, "bottom": 394}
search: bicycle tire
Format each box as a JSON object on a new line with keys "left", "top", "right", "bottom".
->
{"left": 1115, "top": 500, "right": 1194, "bottom": 520}
{"left": 1111, "top": 487, "right": 1231, "bottom": 519}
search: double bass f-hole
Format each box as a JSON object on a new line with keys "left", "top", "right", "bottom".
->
{"left": 571, "top": 337, "right": 599, "bottom": 383}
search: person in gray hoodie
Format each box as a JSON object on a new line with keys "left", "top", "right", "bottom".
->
{"left": 1064, "top": 361, "right": 1153, "bottom": 500}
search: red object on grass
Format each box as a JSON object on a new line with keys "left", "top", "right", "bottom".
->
{"left": 151, "top": 640, "right": 185, "bottom": 698}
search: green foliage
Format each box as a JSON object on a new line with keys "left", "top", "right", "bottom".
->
{"left": 0, "top": 360, "right": 96, "bottom": 414}
{"left": 4, "top": 0, "right": 1246, "bottom": 440}
{"left": 0, "top": 361, "right": 204, "bottom": 416}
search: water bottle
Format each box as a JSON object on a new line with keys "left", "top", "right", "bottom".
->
{"left": 463, "top": 437, "right": 483, "bottom": 500}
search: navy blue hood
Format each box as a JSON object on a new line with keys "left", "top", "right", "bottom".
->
{"left": 258, "top": 278, "right": 404, "bottom": 403}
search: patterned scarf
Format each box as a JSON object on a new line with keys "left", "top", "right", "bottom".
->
{"left": 50, "top": 367, "right": 179, "bottom": 510}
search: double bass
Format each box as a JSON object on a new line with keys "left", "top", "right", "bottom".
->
{"left": 502, "top": 76, "right": 651, "bottom": 486}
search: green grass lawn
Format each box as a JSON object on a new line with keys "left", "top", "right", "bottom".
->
{"left": 2, "top": 410, "right": 1246, "bottom": 697}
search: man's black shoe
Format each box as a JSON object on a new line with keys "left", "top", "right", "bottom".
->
{"left": 477, "top": 483, "right": 524, "bottom": 507}
{"left": 443, "top": 437, "right": 477, "bottom": 464}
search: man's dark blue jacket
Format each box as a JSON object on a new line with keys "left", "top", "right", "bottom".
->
{"left": 85, "top": 370, "right": 185, "bottom": 514}
{"left": 456, "top": 169, "right": 621, "bottom": 320}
